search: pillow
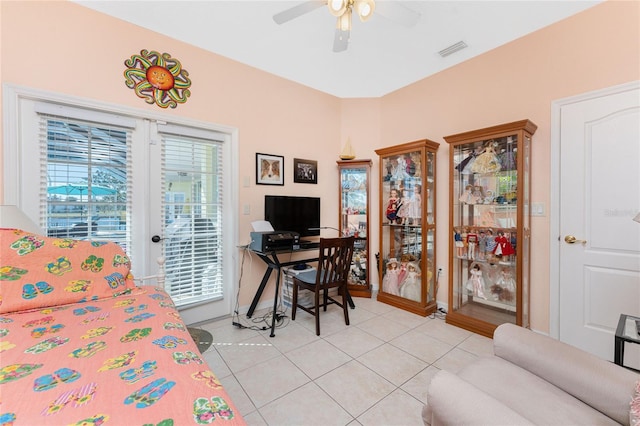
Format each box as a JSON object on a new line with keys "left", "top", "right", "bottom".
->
{"left": 631, "top": 380, "right": 640, "bottom": 426}
{"left": 0, "top": 228, "right": 137, "bottom": 313}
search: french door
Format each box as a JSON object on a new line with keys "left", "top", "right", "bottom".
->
{"left": 147, "top": 121, "right": 234, "bottom": 323}
{"left": 4, "top": 86, "right": 237, "bottom": 325}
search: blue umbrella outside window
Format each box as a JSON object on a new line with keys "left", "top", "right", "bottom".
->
{"left": 47, "top": 184, "right": 117, "bottom": 201}
{"left": 47, "top": 184, "right": 119, "bottom": 234}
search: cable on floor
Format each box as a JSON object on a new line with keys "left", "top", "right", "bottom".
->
{"left": 430, "top": 267, "right": 447, "bottom": 320}
{"left": 232, "top": 246, "right": 290, "bottom": 331}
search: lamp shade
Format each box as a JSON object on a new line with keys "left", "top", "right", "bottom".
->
{"left": 0, "top": 205, "right": 44, "bottom": 234}
{"left": 328, "top": 0, "right": 348, "bottom": 17}
{"left": 355, "top": 0, "right": 375, "bottom": 21}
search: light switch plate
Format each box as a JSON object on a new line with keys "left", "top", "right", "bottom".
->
{"left": 531, "top": 202, "right": 545, "bottom": 216}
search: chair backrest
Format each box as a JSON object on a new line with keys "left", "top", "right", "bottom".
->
{"left": 316, "top": 236, "right": 355, "bottom": 287}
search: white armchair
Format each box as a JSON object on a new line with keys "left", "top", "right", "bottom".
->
{"left": 423, "top": 323, "right": 638, "bottom": 425}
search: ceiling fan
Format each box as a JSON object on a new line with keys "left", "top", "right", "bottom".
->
{"left": 273, "top": 0, "right": 420, "bottom": 53}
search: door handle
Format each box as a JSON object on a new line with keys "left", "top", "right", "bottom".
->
{"left": 151, "top": 235, "right": 164, "bottom": 243}
{"left": 564, "top": 235, "right": 587, "bottom": 245}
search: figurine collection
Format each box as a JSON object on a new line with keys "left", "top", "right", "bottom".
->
{"left": 464, "top": 261, "right": 516, "bottom": 304}
{"left": 454, "top": 225, "right": 517, "bottom": 304}
{"left": 453, "top": 227, "right": 516, "bottom": 264}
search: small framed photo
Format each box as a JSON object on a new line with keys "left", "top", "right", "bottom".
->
{"left": 294, "top": 158, "right": 318, "bottom": 184}
{"left": 256, "top": 153, "right": 284, "bottom": 186}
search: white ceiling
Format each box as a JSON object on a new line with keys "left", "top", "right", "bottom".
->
{"left": 75, "top": 0, "right": 602, "bottom": 98}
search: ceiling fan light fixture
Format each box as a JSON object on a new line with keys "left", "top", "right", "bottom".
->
{"left": 328, "top": 0, "right": 348, "bottom": 17}
{"left": 337, "top": 8, "right": 352, "bottom": 32}
{"left": 355, "top": 0, "right": 375, "bottom": 22}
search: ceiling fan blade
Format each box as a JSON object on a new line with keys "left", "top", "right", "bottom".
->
{"left": 333, "top": 29, "right": 350, "bottom": 53}
{"left": 375, "top": 1, "right": 421, "bottom": 27}
{"left": 273, "top": 0, "right": 325, "bottom": 25}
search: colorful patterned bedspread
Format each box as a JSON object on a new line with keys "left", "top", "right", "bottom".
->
{"left": 0, "top": 229, "right": 245, "bottom": 425}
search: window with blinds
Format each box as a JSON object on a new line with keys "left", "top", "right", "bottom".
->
{"left": 161, "top": 133, "right": 224, "bottom": 306}
{"left": 40, "top": 114, "right": 132, "bottom": 251}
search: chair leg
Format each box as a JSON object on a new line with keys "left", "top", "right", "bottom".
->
{"left": 291, "top": 282, "right": 298, "bottom": 321}
{"left": 314, "top": 287, "right": 321, "bottom": 336}
{"left": 341, "top": 285, "right": 350, "bottom": 326}
{"left": 346, "top": 288, "right": 355, "bottom": 309}
{"left": 323, "top": 288, "right": 329, "bottom": 311}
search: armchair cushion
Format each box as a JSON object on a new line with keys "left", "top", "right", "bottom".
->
{"left": 424, "top": 370, "right": 533, "bottom": 426}
{"left": 458, "top": 356, "right": 619, "bottom": 425}
{"left": 494, "top": 323, "right": 637, "bottom": 424}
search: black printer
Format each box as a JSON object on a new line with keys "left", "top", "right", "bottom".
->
{"left": 249, "top": 231, "right": 300, "bottom": 252}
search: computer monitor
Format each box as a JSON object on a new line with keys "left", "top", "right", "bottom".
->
{"left": 264, "top": 195, "right": 320, "bottom": 238}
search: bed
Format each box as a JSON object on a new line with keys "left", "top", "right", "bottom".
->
{"left": 0, "top": 228, "right": 245, "bottom": 425}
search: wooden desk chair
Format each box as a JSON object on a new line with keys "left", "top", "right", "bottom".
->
{"left": 291, "top": 236, "right": 355, "bottom": 336}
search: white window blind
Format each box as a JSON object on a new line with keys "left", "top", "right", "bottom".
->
{"left": 159, "top": 129, "right": 224, "bottom": 307}
{"left": 38, "top": 111, "right": 132, "bottom": 252}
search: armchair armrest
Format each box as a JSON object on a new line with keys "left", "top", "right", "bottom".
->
{"left": 493, "top": 323, "right": 637, "bottom": 425}
{"left": 424, "top": 370, "right": 533, "bottom": 426}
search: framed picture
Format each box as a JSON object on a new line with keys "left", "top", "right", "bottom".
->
{"left": 256, "top": 153, "right": 284, "bottom": 186}
{"left": 294, "top": 158, "right": 318, "bottom": 184}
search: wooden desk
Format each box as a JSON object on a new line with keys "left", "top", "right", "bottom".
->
{"left": 247, "top": 246, "right": 354, "bottom": 337}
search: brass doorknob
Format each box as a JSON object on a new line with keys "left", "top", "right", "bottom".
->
{"left": 564, "top": 235, "right": 587, "bottom": 245}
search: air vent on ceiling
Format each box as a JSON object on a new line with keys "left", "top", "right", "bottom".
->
{"left": 438, "top": 41, "right": 468, "bottom": 58}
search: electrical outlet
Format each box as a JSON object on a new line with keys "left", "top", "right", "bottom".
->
{"left": 243, "top": 204, "right": 250, "bottom": 215}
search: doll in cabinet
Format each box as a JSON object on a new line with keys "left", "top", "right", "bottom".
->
{"left": 465, "top": 263, "right": 487, "bottom": 299}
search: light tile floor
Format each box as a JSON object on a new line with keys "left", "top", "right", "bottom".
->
{"left": 196, "top": 296, "right": 493, "bottom": 426}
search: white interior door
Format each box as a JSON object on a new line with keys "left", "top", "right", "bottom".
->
{"left": 554, "top": 82, "right": 640, "bottom": 367}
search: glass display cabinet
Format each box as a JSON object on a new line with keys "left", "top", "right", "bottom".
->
{"left": 337, "top": 159, "right": 372, "bottom": 298}
{"left": 444, "top": 120, "right": 537, "bottom": 337}
{"left": 375, "top": 139, "right": 439, "bottom": 316}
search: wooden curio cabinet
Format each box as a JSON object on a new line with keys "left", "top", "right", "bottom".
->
{"left": 337, "top": 159, "right": 372, "bottom": 298}
{"left": 376, "top": 140, "right": 439, "bottom": 316}
{"left": 444, "top": 120, "right": 537, "bottom": 337}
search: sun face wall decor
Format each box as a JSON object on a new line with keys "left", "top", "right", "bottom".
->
{"left": 124, "top": 49, "right": 192, "bottom": 109}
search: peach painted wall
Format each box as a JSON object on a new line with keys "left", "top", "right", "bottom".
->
{"left": 374, "top": 0, "right": 639, "bottom": 332}
{"left": 338, "top": 98, "right": 383, "bottom": 281}
{"left": 1, "top": 1, "right": 638, "bottom": 331}
{"left": 0, "top": 1, "right": 342, "bottom": 309}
